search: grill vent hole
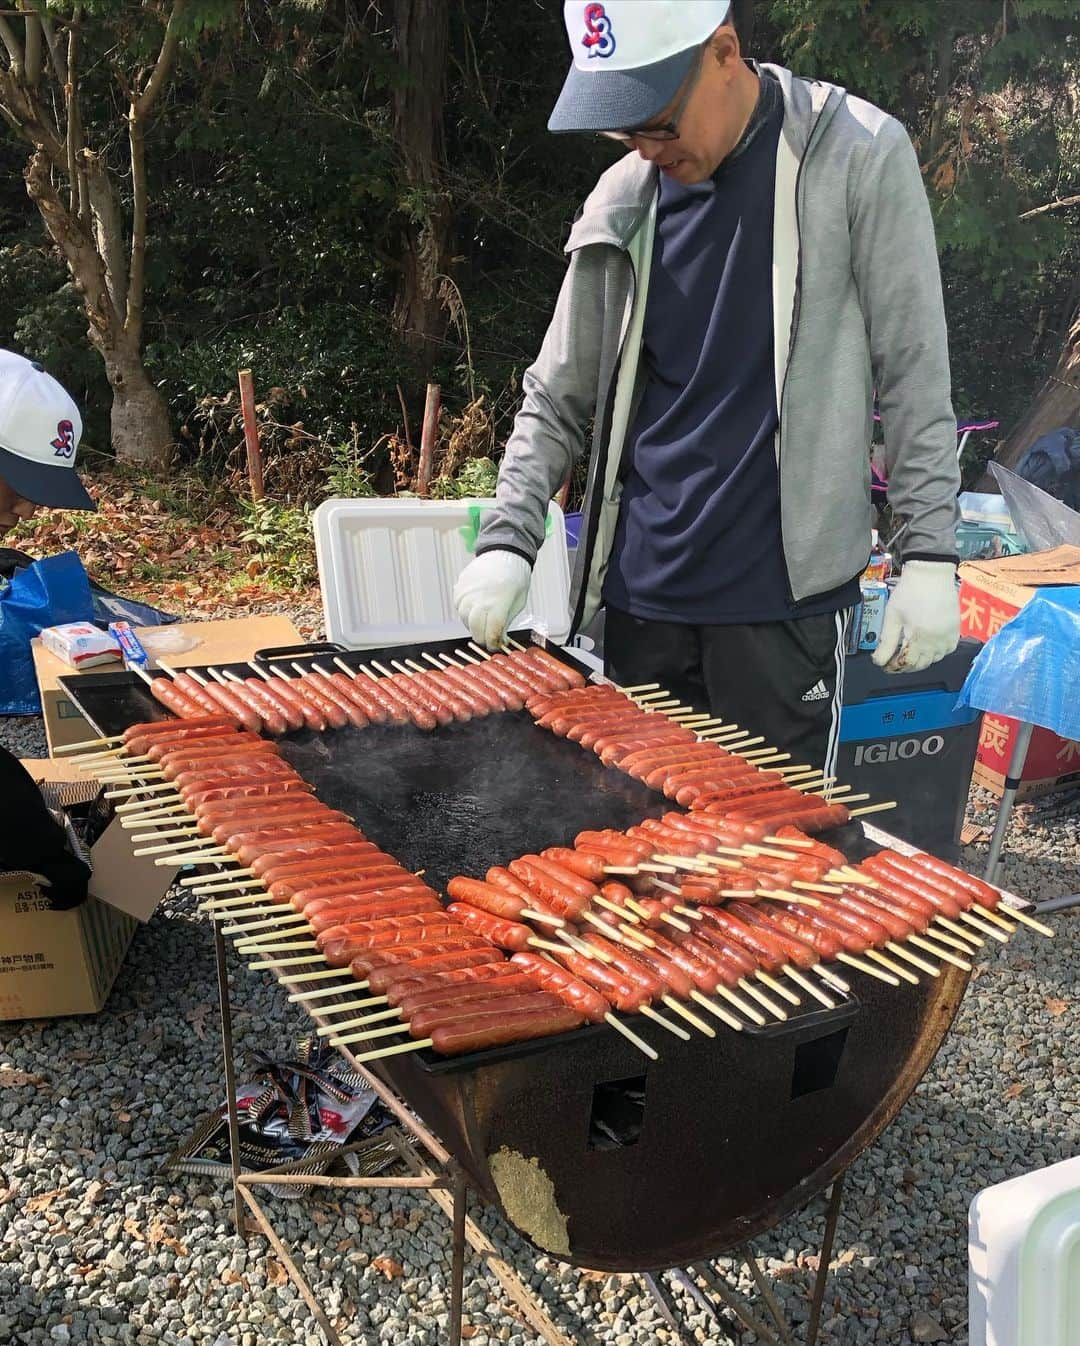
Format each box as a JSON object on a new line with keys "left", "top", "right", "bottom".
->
{"left": 790, "top": 1027, "right": 849, "bottom": 1100}
{"left": 587, "top": 1074, "right": 647, "bottom": 1150}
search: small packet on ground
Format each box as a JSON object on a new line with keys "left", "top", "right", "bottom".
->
{"left": 163, "top": 1037, "right": 399, "bottom": 1199}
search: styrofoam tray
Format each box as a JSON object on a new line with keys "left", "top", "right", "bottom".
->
{"left": 313, "top": 497, "right": 571, "bottom": 650}
{"left": 969, "top": 1154, "right": 1080, "bottom": 1346}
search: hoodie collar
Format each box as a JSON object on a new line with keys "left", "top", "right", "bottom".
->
{"left": 565, "top": 62, "right": 845, "bottom": 254}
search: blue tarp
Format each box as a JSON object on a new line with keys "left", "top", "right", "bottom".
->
{"left": 956, "top": 593, "right": 1080, "bottom": 741}
{"left": 0, "top": 551, "right": 95, "bottom": 715}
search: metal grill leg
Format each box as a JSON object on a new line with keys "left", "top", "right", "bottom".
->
{"left": 694, "top": 1263, "right": 787, "bottom": 1346}
{"left": 214, "top": 920, "right": 246, "bottom": 1239}
{"left": 448, "top": 1166, "right": 468, "bottom": 1346}
{"left": 641, "top": 1273, "right": 700, "bottom": 1346}
{"left": 805, "top": 1176, "right": 845, "bottom": 1346}
{"left": 983, "top": 720, "right": 1034, "bottom": 883}
{"left": 739, "top": 1245, "right": 796, "bottom": 1345}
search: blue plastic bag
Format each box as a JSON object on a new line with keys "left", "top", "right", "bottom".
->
{"left": 956, "top": 593, "right": 1080, "bottom": 741}
{"left": 0, "top": 551, "right": 96, "bottom": 715}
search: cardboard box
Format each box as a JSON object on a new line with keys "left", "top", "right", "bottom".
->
{"left": 959, "top": 546, "right": 1080, "bottom": 798}
{"left": 0, "top": 759, "right": 178, "bottom": 1021}
{"left": 32, "top": 613, "right": 302, "bottom": 752}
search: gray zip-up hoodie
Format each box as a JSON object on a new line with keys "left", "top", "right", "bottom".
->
{"left": 476, "top": 64, "right": 961, "bottom": 634}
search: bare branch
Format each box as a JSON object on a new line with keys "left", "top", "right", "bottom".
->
{"left": 0, "top": 63, "right": 67, "bottom": 166}
{"left": 20, "top": 2, "right": 66, "bottom": 84}
{"left": 1019, "top": 194, "right": 1080, "bottom": 221}
{"left": 24, "top": 147, "right": 120, "bottom": 344}
{"left": 22, "top": 9, "right": 40, "bottom": 89}
{"left": 0, "top": 14, "right": 24, "bottom": 74}
{"left": 135, "top": 0, "right": 186, "bottom": 119}
{"left": 83, "top": 148, "right": 127, "bottom": 317}
{"left": 65, "top": 9, "right": 79, "bottom": 214}
{"left": 125, "top": 112, "right": 148, "bottom": 341}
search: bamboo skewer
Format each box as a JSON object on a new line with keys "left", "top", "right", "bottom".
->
{"left": 756, "top": 971, "right": 800, "bottom": 1006}
{"left": 1001, "top": 905, "right": 1054, "bottom": 937}
{"left": 909, "top": 936, "right": 971, "bottom": 970}
{"left": 782, "top": 968, "right": 834, "bottom": 1008}
{"left": 53, "top": 735, "right": 123, "bottom": 754}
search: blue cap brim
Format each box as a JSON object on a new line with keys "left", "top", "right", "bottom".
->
{"left": 0, "top": 444, "right": 95, "bottom": 511}
{"left": 548, "top": 44, "right": 699, "bottom": 134}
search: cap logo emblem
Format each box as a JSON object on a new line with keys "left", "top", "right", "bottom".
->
{"left": 51, "top": 419, "right": 76, "bottom": 459}
{"left": 582, "top": 3, "right": 616, "bottom": 59}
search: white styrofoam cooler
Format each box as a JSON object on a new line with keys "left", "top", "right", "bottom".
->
{"left": 969, "top": 1154, "right": 1080, "bottom": 1346}
{"left": 313, "top": 498, "right": 571, "bottom": 650}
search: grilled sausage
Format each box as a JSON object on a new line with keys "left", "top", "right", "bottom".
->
{"left": 446, "top": 902, "right": 533, "bottom": 951}
{"left": 428, "top": 1006, "right": 585, "bottom": 1055}
{"left": 229, "top": 675, "right": 305, "bottom": 733}
{"left": 396, "top": 972, "right": 541, "bottom": 1017}
{"left": 363, "top": 948, "right": 504, "bottom": 993}
{"left": 122, "top": 715, "right": 237, "bottom": 742}
{"left": 510, "top": 951, "right": 610, "bottom": 1023}
{"left": 446, "top": 877, "right": 529, "bottom": 921}
{"left": 507, "top": 857, "right": 590, "bottom": 921}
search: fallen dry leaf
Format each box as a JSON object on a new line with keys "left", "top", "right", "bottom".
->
{"left": 266, "top": 1259, "right": 288, "bottom": 1288}
{"left": 371, "top": 1256, "right": 404, "bottom": 1280}
{"left": 123, "top": 1218, "right": 144, "bottom": 1240}
{"left": 148, "top": 1221, "right": 188, "bottom": 1256}
{"left": 186, "top": 1004, "right": 211, "bottom": 1040}
{"left": 221, "top": 1269, "right": 243, "bottom": 1286}
{"left": 1003, "top": 1082, "right": 1028, "bottom": 1101}
{"left": 460, "top": 1327, "right": 477, "bottom": 1340}
{"left": 336, "top": 1237, "right": 358, "bottom": 1253}
{"left": 0, "top": 1068, "right": 47, "bottom": 1089}
{"left": 25, "top": 1188, "right": 65, "bottom": 1213}
{"left": 1044, "top": 996, "right": 1068, "bottom": 1017}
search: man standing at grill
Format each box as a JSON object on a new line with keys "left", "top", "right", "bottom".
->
{"left": 454, "top": 0, "right": 961, "bottom": 772}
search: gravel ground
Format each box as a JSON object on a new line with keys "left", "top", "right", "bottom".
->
{"left": 0, "top": 701, "right": 1076, "bottom": 1346}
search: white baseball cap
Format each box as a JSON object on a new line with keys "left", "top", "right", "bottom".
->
{"left": 0, "top": 350, "right": 94, "bottom": 510}
{"left": 549, "top": 0, "right": 733, "bottom": 134}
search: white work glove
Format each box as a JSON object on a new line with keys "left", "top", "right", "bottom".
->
{"left": 454, "top": 549, "right": 532, "bottom": 650}
{"left": 872, "top": 560, "right": 960, "bottom": 674}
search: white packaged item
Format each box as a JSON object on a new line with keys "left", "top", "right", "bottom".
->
{"left": 40, "top": 622, "right": 121, "bottom": 669}
{"left": 314, "top": 497, "right": 571, "bottom": 649}
{"left": 969, "top": 1154, "right": 1080, "bottom": 1346}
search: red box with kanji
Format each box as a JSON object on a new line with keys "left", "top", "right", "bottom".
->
{"left": 959, "top": 546, "right": 1080, "bottom": 798}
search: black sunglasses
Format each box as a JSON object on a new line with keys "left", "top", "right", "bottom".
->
{"left": 599, "top": 43, "right": 707, "bottom": 145}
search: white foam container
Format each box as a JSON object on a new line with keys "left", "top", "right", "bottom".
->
{"left": 969, "top": 1154, "right": 1080, "bottom": 1346}
{"left": 313, "top": 498, "right": 571, "bottom": 650}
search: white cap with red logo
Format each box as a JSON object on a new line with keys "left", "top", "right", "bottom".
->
{"left": 0, "top": 349, "right": 94, "bottom": 510}
{"left": 549, "top": 0, "right": 733, "bottom": 133}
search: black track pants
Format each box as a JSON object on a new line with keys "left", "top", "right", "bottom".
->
{"left": 603, "top": 606, "right": 854, "bottom": 775}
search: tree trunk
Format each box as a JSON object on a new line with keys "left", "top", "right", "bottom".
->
{"left": 390, "top": 0, "right": 451, "bottom": 352}
{"left": 978, "top": 306, "right": 1080, "bottom": 488}
{"left": 103, "top": 343, "right": 174, "bottom": 466}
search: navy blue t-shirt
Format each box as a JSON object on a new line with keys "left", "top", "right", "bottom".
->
{"left": 604, "top": 73, "right": 860, "bottom": 624}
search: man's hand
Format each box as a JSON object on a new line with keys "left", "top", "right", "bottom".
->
{"left": 872, "top": 560, "right": 960, "bottom": 674}
{"left": 454, "top": 550, "right": 532, "bottom": 650}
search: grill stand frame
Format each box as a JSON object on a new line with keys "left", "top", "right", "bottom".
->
{"left": 641, "top": 1178, "right": 844, "bottom": 1346}
{"left": 213, "top": 917, "right": 857, "bottom": 1346}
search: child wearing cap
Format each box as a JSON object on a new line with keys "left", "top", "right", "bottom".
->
{"left": 0, "top": 349, "right": 95, "bottom": 538}
{"left": 0, "top": 349, "right": 95, "bottom": 904}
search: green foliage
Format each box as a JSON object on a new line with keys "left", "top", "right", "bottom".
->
{"left": 429, "top": 456, "right": 499, "bottom": 499}
{"left": 323, "top": 438, "right": 379, "bottom": 500}
{"left": 238, "top": 498, "right": 317, "bottom": 589}
{"left": 2, "top": 0, "right": 1075, "bottom": 486}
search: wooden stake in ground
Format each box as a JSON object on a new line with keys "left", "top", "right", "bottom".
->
{"left": 415, "top": 382, "right": 440, "bottom": 496}
{"left": 238, "top": 369, "right": 264, "bottom": 501}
